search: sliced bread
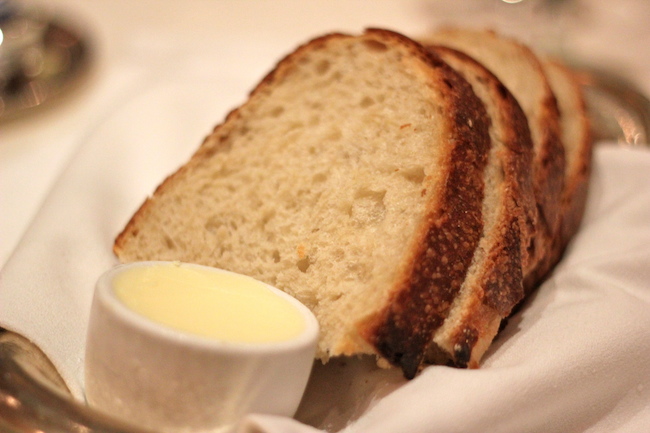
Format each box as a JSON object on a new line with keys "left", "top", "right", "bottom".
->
{"left": 114, "top": 29, "right": 492, "bottom": 378}
{"left": 422, "top": 29, "right": 565, "bottom": 283}
{"left": 531, "top": 59, "right": 593, "bottom": 281}
{"left": 424, "top": 45, "right": 537, "bottom": 367}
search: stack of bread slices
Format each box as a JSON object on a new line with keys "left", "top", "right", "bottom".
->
{"left": 113, "top": 28, "right": 592, "bottom": 379}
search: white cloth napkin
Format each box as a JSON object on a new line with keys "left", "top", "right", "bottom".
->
{"left": 1, "top": 76, "right": 649, "bottom": 433}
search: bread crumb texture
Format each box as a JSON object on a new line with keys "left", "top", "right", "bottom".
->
{"left": 116, "top": 30, "right": 464, "bottom": 364}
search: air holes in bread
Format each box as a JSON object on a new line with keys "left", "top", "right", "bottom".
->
{"left": 270, "top": 106, "right": 285, "bottom": 118}
{"left": 326, "top": 128, "right": 343, "bottom": 142}
{"left": 399, "top": 166, "right": 426, "bottom": 184}
{"left": 297, "top": 256, "right": 311, "bottom": 272}
{"left": 261, "top": 210, "right": 275, "bottom": 226}
{"left": 163, "top": 235, "right": 175, "bottom": 250}
{"left": 350, "top": 188, "right": 387, "bottom": 226}
{"left": 360, "top": 96, "right": 375, "bottom": 108}
{"left": 204, "top": 216, "right": 221, "bottom": 232}
{"left": 316, "top": 59, "right": 331, "bottom": 75}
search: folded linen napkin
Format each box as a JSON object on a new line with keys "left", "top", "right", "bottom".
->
{"left": 1, "top": 76, "right": 649, "bottom": 432}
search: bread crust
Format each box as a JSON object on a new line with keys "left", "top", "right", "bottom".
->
{"left": 526, "top": 60, "right": 593, "bottom": 286}
{"left": 424, "top": 45, "right": 536, "bottom": 368}
{"left": 358, "top": 44, "right": 491, "bottom": 379}
{"left": 549, "top": 60, "right": 593, "bottom": 249}
{"left": 421, "top": 29, "right": 565, "bottom": 284}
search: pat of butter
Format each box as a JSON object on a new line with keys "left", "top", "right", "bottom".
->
{"left": 112, "top": 263, "right": 305, "bottom": 343}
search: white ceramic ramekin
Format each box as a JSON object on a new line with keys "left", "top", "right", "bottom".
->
{"left": 84, "top": 261, "right": 319, "bottom": 433}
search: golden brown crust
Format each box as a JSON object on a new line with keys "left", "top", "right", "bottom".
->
{"left": 554, "top": 62, "right": 593, "bottom": 248}
{"left": 521, "top": 77, "right": 566, "bottom": 292}
{"left": 432, "top": 45, "right": 538, "bottom": 271}
{"left": 524, "top": 62, "right": 593, "bottom": 287}
{"left": 534, "top": 94, "right": 565, "bottom": 233}
{"left": 447, "top": 218, "right": 522, "bottom": 367}
{"left": 421, "top": 29, "right": 565, "bottom": 289}
{"left": 423, "top": 45, "right": 536, "bottom": 368}
{"left": 359, "top": 46, "right": 491, "bottom": 379}
{"left": 521, "top": 96, "right": 565, "bottom": 292}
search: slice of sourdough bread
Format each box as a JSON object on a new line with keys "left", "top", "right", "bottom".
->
{"left": 114, "top": 29, "right": 491, "bottom": 378}
{"left": 424, "top": 45, "right": 537, "bottom": 368}
{"left": 530, "top": 60, "right": 593, "bottom": 282}
{"left": 422, "top": 29, "right": 565, "bottom": 283}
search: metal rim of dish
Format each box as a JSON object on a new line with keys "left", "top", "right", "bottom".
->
{"left": 0, "top": 6, "right": 92, "bottom": 122}
{"left": 577, "top": 66, "right": 650, "bottom": 146}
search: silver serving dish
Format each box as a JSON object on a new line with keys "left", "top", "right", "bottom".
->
{"left": 578, "top": 67, "right": 650, "bottom": 146}
{"left": 0, "top": 1, "right": 91, "bottom": 121}
{"left": 0, "top": 331, "right": 151, "bottom": 433}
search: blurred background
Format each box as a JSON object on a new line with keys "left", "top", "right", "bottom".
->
{"left": 2, "top": 0, "right": 649, "bottom": 265}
